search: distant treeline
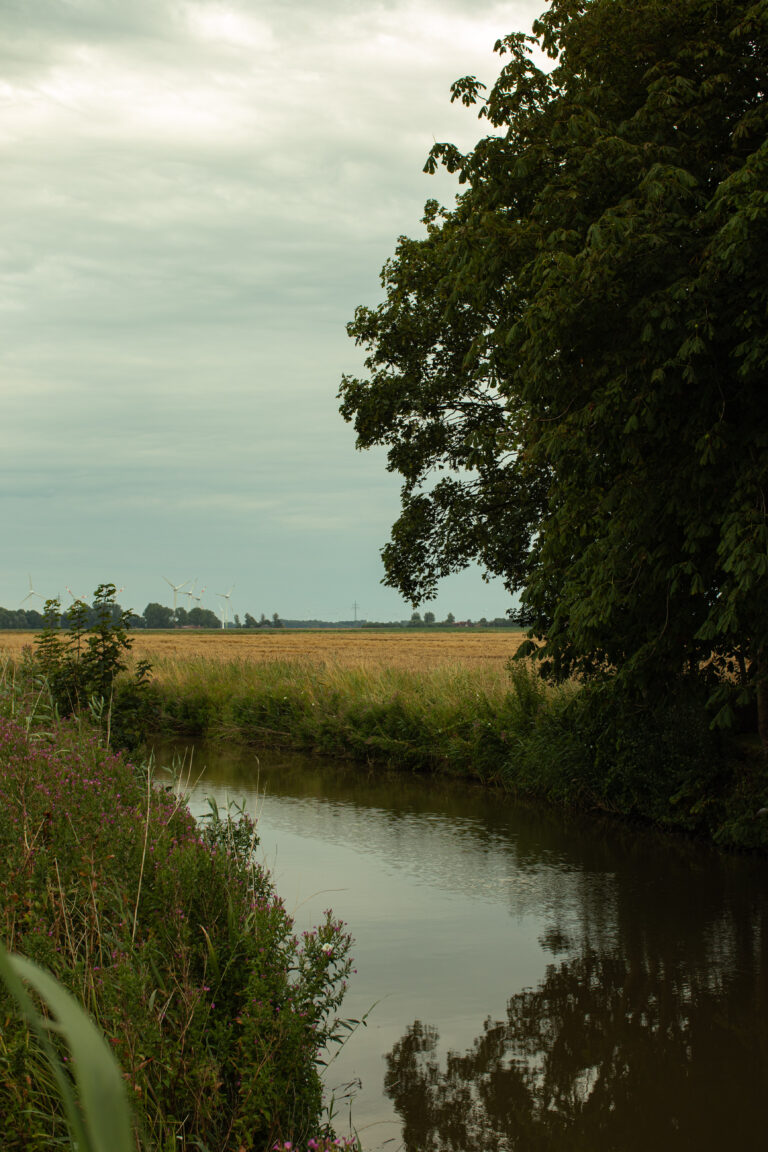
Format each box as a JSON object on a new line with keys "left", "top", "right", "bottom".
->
{"left": 361, "top": 615, "right": 521, "bottom": 629}
{"left": 0, "top": 607, "right": 46, "bottom": 630}
{"left": 0, "top": 602, "right": 283, "bottom": 631}
{"left": 0, "top": 603, "right": 525, "bottom": 631}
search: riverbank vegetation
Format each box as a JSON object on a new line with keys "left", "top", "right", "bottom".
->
{"left": 0, "top": 649, "right": 355, "bottom": 1150}
{"left": 141, "top": 651, "right": 768, "bottom": 850}
{"left": 3, "top": 611, "right": 767, "bottom": 849}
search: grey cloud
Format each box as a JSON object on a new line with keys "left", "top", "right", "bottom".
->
{"left": 0, "top": 0, "right": 542, "bottom": 616}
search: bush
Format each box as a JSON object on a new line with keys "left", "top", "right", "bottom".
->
{"left": 30, "top": 584, "right": 154, "bottom": 751}
{"left": 498, "top": 674, "right": 748, "bottom": 836}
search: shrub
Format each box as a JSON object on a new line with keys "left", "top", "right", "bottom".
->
{"left": 30, "top": 584, "right": 154, "bottom": 750}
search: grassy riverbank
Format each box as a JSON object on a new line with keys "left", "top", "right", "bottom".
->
{"left": 0, "top": 701, "right": 354, "bottom": 1150}
{"left": 142, "top": 653, "right": 768, "bottom": 850}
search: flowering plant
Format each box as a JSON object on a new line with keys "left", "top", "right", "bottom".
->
{"left": 0, "top": 716, "right": 353, "bottom": 1150}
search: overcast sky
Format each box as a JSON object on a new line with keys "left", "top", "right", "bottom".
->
{"left": 2, "top": 0, "right": 545, "bottom": 623}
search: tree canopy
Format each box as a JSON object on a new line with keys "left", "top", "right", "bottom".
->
{"left": 340, "top": 0, "right": 768, "bottom": 734}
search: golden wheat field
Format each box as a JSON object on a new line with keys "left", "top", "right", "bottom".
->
{"left": 0, "top": 629, "right": 525, "bottom": 671}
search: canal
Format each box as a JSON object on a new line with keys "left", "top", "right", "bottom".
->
{"left": 161, "top": 740, "right": 768, "bottom": 1151}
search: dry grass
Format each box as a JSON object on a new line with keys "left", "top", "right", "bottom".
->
{"left": 0, "top": 629, "right": 526, "bottom": 672}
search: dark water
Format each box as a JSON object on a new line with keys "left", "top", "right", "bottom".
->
{"left": 155, "top": 740, "right": 768, "bottom": 1152}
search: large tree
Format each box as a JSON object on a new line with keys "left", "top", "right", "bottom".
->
{"left": 340, "top": 0, "right": 768, "bottom": 737}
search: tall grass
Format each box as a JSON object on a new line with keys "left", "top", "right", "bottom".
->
{"left": 141, "top": 653, "right": 768, "bottom": 849}
{"left": 146, "top": 654, "right": 558, "bottom": 782}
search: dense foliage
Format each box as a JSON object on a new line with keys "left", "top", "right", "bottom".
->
{"left": 0, "top": 717, "right": 352, "bottom": 1150}
{"left": 339, "top": 0, "right": 768, "bottom": 741}
{"left": 0, "top": 607, "right": 45, "bottom": 630}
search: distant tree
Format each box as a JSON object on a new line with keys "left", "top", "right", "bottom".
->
{"left": 260, "top": 613, "right": 268, "bottom": 627}
{"left": 444, "top": 612, "right": 455, "bottom": 626}
{"left": 234, "top": 614, "right": 242, "bottom": 628}
{"left": 143, "top": 602, "right": 174, "bottom": 629}
{"left": 424, "top": 611, "right": 436, "bottom": 625}
{"left": 272, "top": 613, "right": 284, "bottom": 629}
{"left": 174, "top": 606, "right": 188, "bottom": 628}
{"left": 0, "top": 606, "right": 45, "bottom": 629}
{"left": 410, "top": 612, "right": 422, "bottom": 625}
{"left": 244, "top": 612, "right": 258, "bottom": 629}
{"left": 189, "top": 606, "right": 220, "bottom": 629}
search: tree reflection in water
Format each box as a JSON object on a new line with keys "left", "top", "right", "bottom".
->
{"left": 385, "top": 936, "right": 768, "bottom": 1152}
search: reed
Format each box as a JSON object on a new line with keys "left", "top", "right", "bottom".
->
{"left": 0, "top": 943, "right": 134, "bottom": 1152}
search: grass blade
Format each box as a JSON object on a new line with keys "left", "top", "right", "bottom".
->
{"left": 0, "top": 945, "right": 134, "bottom": 1152}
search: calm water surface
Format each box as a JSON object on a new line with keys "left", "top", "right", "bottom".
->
{"left": 157, "top": 741, "right": 768, "bottom": 1152}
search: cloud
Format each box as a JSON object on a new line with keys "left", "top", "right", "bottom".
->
{"left": 0, "top": 0, "right": 543, "bottom": 616}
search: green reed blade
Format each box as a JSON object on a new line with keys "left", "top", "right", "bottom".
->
{"left": 0, "top": 945, "right": 134, "bottom": 1152}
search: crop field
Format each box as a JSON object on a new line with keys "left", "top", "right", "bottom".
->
{"left": 0, "top": 629, "right": 526, "bottom": 671}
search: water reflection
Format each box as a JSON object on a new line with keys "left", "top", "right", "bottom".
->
{"left": 386, "top": 878, "right": 768, "bottom": 1151}
{"left": 156, "top": 740, "right": 768, "bottom": 1150}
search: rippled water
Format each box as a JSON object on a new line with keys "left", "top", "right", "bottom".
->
{"left": 155, "top": 740, "right": 768, "bottom": 1152}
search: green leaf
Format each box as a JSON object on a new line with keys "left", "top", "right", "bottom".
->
{"left": 340, "top": 0, "right": 768, "bottom": 724}
{"left": 0, "top": 945, "right": 134, "bottom": 1152}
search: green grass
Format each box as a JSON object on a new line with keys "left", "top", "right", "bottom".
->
{"left": 142, "top": 654, "right": 768, "bottom": 849}
{"left": 146, "top": 654, "right": 548, "bottom": 781}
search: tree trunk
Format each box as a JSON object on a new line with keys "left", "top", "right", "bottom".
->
{"left": 757, "top": 650, "right": 768, "bottom": 759}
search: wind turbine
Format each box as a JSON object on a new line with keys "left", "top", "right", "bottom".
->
{"left": 21, "top": 574, "right": 43, "bottom": 606}
{"left": 182, "top": 579, "right": 199, "bottom": 610}
{"left": 216, "top": 584, "right": 235, "bottom": 629}
{"left": 189, "top": 585, "right": 206, "bottom": 606}
{"left": 163, "top": 577, "right": 190, "bottom": 613}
